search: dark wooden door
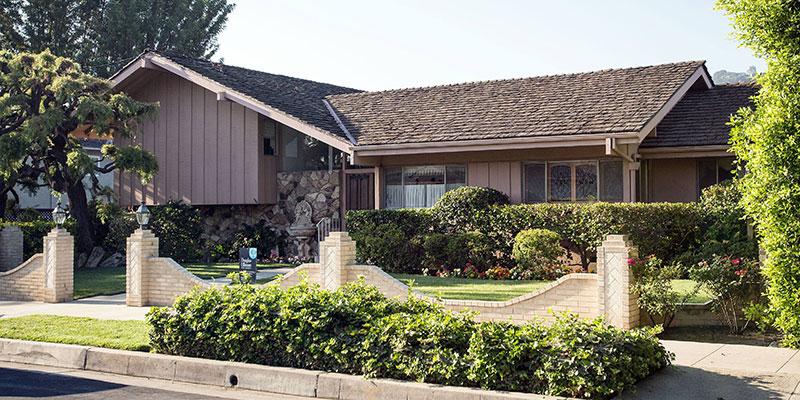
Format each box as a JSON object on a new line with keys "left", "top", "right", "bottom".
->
{"left": 346, "top": 173, "right": 375, "bottom": 210}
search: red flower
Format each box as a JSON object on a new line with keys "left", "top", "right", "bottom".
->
{"left": 627, "top": 258, "right": 636, "bottom": 266}
{"left": 731, "top": 258, "right": 741, "bottom": 266}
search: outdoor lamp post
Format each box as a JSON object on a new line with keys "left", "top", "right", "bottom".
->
{"left": 52, "top": 201, "right": 67, "bottom": 228}
{"left": 136, "top": 202, "right": 151, "bottom": 229}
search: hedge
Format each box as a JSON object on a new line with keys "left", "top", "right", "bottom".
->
{"left": 147, "top": 280, "right": 671, "bottom": 398}
{"left": 347, "top": 202, "right": 706, "bottom": 271}
{"left": 1, "top": 220, "right": 77, "bottom": 260}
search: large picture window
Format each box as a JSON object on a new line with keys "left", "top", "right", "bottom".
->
{"left": 384, "top": 165, "right": 466, "bottom": 209}
{"left": 524, "top": 160, "right": 623, "bottom": 203}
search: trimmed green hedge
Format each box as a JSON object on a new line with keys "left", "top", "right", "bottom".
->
{"left": 1, "top": 220, "right": 77, "bottom": 260}
{"left": 147, "top": 280, "right": 671, "bottom": 398}
{"left": 348, "top": 202, "right": 706, "bottom": 271}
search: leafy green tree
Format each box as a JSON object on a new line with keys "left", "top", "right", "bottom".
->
{"left": 718, "top": 0, "right": 800, "bottom": 346}
{"left": 3, "top": 0, "right": 234, "bottom": 77}
{"left": 0, "top": 50, "right": 158, "bottom": 252}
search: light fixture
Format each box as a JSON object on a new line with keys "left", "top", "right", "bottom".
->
{"left": 52, "top": 201, "right": 67, "bottom": 228}
{"left": 135, "top": 202, "right": 151, "bottom": 229}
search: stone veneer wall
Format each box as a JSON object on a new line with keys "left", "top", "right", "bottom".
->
{"left": 200, "top": 170, "right": 341, "bottom": 257}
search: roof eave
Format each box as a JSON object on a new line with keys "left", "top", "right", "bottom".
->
{"left": 110, "top": 53, "right": 355, "bottom": 155}
{"left": 352, "top": 132, "right": 640, "bottom": 157}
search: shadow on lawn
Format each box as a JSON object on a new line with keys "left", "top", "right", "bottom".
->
{"left": 616, "top": 365, "right": 794, "bottom": 400}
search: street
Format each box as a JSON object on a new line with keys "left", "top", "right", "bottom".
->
{"left": 0, "top": 362, "right": 310, "bottom": 400}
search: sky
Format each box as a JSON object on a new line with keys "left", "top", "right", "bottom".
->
{"left": 216, "top": 0, "right": 765, "bottom": 91}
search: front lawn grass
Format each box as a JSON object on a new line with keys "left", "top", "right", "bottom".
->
{"left": 184, "top": 262, "right": 292, "bottom": 280}
{"left": 73, "top": 263, "right": 293, "bottom": 299}
{"left": 392, "top": 274, "right": 714, "bottom": 303}
{"left": 390, "top": 274, "right": 551, "bottom": 301}
{"left": 0, "top": 315, "right": 150, "bottom": 351}
{"left": 74, "top": 267, "right": 126, "bottom": 299}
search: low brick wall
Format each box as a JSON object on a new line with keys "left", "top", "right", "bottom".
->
{"left": 281, "top": 263, "right": 600, "bottom": 324}
{"left": 0, "top": 254, "right": 44, "bottom": 301}
{"left": 0, "top": 226, "right": 23, "bottom": 272}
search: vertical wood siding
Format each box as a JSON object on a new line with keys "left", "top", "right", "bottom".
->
{"left": 119, "top": 71, "right": 272, "bottom": 207}
{"left": 467, "top": 161, "right": 523, "bottom": 202}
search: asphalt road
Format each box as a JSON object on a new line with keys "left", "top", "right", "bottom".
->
{"left": 0, "top": 363, "right": 310, "bottom": 400}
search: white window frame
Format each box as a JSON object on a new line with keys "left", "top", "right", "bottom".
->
{"left": 384, "top": 164, "right": 467, "bottom": 209}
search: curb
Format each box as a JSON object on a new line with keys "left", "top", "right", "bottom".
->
{"left": 0, "top": 338, "right": 567, "bottom": 400}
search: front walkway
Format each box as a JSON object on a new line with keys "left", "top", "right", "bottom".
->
{"left": 619, "top": 340, "right": 800, "bottom": 399}
{"left": 0, "top": 294, "right": 149, "bottom": 320}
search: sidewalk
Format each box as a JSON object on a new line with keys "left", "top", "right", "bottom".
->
{"left": 0, "top": 294, "right": 150, "bottom": 320}
{"left": 619, "top": 340, "right": 800, "bottom": 399}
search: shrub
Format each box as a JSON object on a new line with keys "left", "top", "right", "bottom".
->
{"left": 629, "top": 256, "right": 687, "bottom": 327}
{"left": 147, "top": 280, "right": 671, "bottom": 398}
{"left": 690, "top": 255, "right": 764, "bottom": 334}
{"left": 1, "top": 220, "right": 75, "bottom": 260}
{"left": 149, "top": 200, "right": 204, "bottom": 262}
{"left": 432, "top": 186, "right": 509, "bottom": 230}
{"left": 511, "top": 229, "right": 567, "bottom": 279}
{"left": 223, "top": 219, "right": 281, "bottom": 260}
{"left": 350, "top": 221, "right": 421, "bottom": 273}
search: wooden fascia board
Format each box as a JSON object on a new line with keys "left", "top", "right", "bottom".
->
{"left": 353, "top": 133, "right": 639, "bottom": 157}
{"left": 113, "top": 53, "right": 354, "bottom": 154}
{"left": 639, "top": 145, "right": 730, "bottom": 159}
{"left": 636, "top": 67, "right": 713, "bottom": 143}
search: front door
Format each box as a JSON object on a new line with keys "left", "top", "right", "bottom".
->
{"left": 346, "top": 173, "right": 375, "bottom": 210}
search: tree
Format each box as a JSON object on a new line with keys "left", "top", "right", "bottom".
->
{"left": 2, "top": 0, "right": 234, "bottom": 77}
{"left": 0, "top": 50, "right": 158, "bottom": 252}
{"left": 717, "top": 0, "right": 800, "bottom": 347}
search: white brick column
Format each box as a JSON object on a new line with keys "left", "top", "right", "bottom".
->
{"left": 0, "top": 225, "right": 23, "bottom": 272}
{"left": 126, "top": 229, "right": 158, "bottom": 307}
{"left": 42, "top": 228, "right": 73, "bottom": 303}
{"left": 318, "top": 232, "right": 356, "bottom": 290}
{"left": 596, "top": 234, "right": 639, "bottom": 329}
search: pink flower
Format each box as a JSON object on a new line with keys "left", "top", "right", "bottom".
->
{"left": 731, "top": 258, "right": 741, "bottom": 266}
{"left": 735, "top": 269, "right": 747, "bottom": 277}
{"left": 627, "top": 258, "right": 636, "bottom": 266}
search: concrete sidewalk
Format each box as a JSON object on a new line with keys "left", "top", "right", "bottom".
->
{"left": 0, "top": 294, "right": 150, "bottom": 320}
{"left": 619, "top": 340, "right": 800, "bottom": 399}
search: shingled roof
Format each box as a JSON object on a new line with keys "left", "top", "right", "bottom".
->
{"left": 325, "top": 61, "right": 707, "bottom": 146}
{"left": 641, "top": 83, "right": 757, "bottom": 148}
{"left": 154, "top": 52, "right": 362, "bottom": 141}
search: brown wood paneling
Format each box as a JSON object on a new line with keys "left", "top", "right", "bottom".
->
{"left": 166, "top": 75, "right": 180, "bottom": 202}
{"left": 468, "top": 162, "right": 490, "bottom": 187}
{"left": 155, "top": 74, "right": 168, "bottom": 204}
{"left": 346, "top": 173, "right": 375, "bottom": 210}
{"left": 191, "top": 84, "right": 205, "bottom": 203}
{"left": 203, "top": 90, "right": 218, "bottom": 204}
{"left": 217, "top": 100, "right": 232, "bottom": 204}
{"left": 230, "top": 103, "right": 245, "bottom": 203}
{"left": 244, "top": 109, "right": 259, "bottom": 203}
{"left": 178, "top": 79, "right": 192, "bottom": 202}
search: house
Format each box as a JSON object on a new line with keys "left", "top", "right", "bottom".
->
{"left": 110, "top": 52, "right": 755, "bottom": 250}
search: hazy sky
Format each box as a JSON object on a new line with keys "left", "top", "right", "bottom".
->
{"left": 216, "top": 0, "right": 765, "bottom": 91}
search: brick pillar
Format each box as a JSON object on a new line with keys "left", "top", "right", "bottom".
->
{"left": 42, "top": 228, "right": 74, "bottom": 303}
{"left": 318, "top": 232, "right": 356, "bottom": 290}
{"left": 126, "top": 229, "right": 158, "bottom": 307}
{"left": 596, "top": 234, "right": 639, "bottom": 329}
{"left": 0, "top": 225, "right": 23, "bottom": 272}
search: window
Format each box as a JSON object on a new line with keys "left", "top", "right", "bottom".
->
{"left": 384, "top": 165, "right": 466, "bottom": 209}
{"left": 697, "top": 158, "right": 735, "bottom": 196}
{"left": 524, "top": 160, "right": 623, "bottom": 203}
{"left": 280, "top": 127, "right": 332, "bottom": 172}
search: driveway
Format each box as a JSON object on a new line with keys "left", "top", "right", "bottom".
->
{"left": 618, "top": 340, "right": 800, "bottom": 399}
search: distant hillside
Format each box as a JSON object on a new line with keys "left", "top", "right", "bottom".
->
{"left": 713, "top": 66, "right": 757, "bottom": 84}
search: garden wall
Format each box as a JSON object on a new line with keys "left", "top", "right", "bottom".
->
{"left": 0, "top": 228, "right": 73, "bottom": 302}
{"left": 278, "top": 233, "right": 636, "bottom": 327}
{"left": 0, "top": 254, "right": 44, "bottom": 301}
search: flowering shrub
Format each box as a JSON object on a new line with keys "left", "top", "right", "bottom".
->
{"left": 629, "top": 256, "right": 686, "bottom": 327}
{"left": 484, "top": 266, "right": 511, "bottom": 280}
{"left": 690, "top": 255, "right": 763, "bottom": 333}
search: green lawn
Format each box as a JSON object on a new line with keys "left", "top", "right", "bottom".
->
{"left": 672, "top": 279, "right": 713, "bottom": 304}
{"left": 391, "top": 274, "right": 714, "bottom": 303}
{"left": 74, "top": 267, "right": 126, "bottom": 299}
{"left": 0, "top": 315, "right": 150, "bottom": 351}
{"left": 390, "top": 274, "right": 552, "bottom": 301}
{"left": 73, "top": 263, "right": 292, "bottom": 299}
